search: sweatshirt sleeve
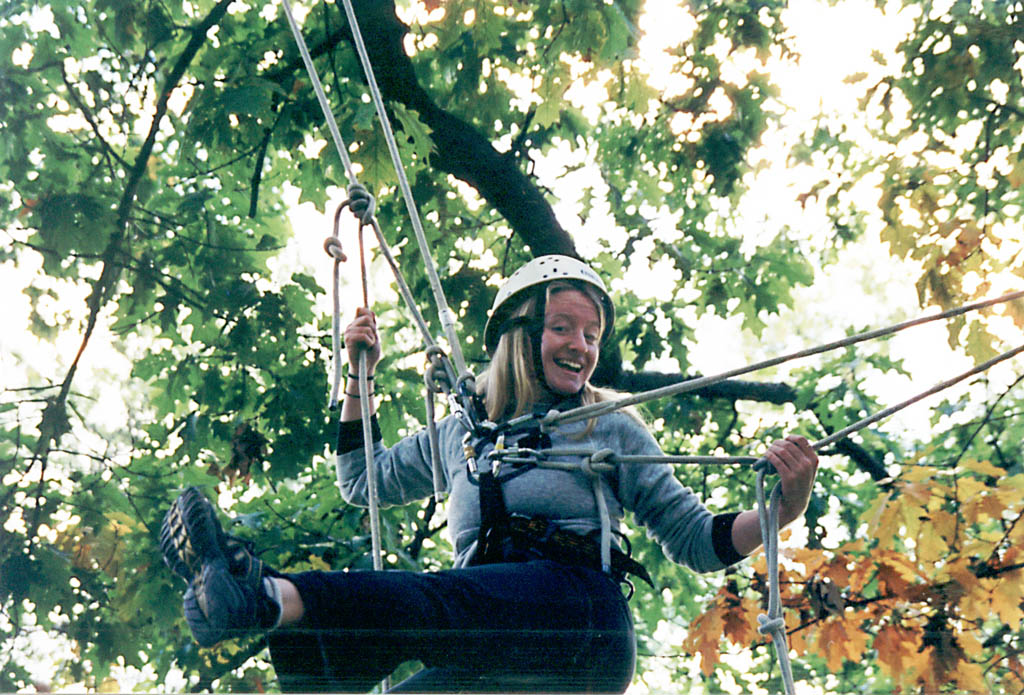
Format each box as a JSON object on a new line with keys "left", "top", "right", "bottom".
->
{"left": 335, "top": 415, "right": 444, "bottom": 508}
{"left": 611, "top": 414, "right": 744, "bottom": 573}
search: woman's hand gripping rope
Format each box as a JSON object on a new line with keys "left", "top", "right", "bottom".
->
{"left": 761, "top": 435, "right": 819, "bottom": 527}
{"left": 749, "top": 436, "right": 817, "bottom": 695}
{"left": 324, "top": 184, "right": 379, "bottom": 409}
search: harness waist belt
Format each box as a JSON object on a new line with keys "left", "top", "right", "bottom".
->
{"left": 504, "top": 516, "right": 654, "bottom": 588}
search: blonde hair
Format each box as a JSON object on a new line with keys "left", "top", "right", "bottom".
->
{"left": 477, "top": 281, "right": 637, "bottom": 430}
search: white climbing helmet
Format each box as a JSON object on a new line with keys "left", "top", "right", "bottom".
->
{"left": 483, "top": 255, "right": 614, "bottom": 354}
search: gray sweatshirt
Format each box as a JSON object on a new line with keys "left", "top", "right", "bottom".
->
{"left": 336, "top": 410, "right": 741, "bottom": 574}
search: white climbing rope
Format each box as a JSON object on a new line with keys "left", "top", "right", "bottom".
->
{"left": 544, "top": 289, "right": 1024, "bottom": 428}
{"left": 337, "top": 0, "right": 470, "bottom": 381}
{"left": 754, "top": 465, "right": 794, "bottom": 695}
{"left": 489, "top": 341, "right": 1023, "bottom": 692}
{"left": 282, "top": 5, "right": 1024, "bottom": 692}
{"left": 281, "top": 0, "right": 391, "bottom": 576}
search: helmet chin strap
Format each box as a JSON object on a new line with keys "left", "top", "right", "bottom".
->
{"left": 527, "top": 289, "right": 551, "bottom": 393}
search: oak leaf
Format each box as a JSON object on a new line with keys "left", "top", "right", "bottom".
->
{"left": 683, "top": 605, "right": 724, "bottom": 676}
{"left": 874, "top": 623, "right": 921, "bottom": 680}
{"left": 990, "top": 571, "right": 1024, "bottom": 630}
{"left": 721, "top": 598, "right": 759, "bottom": 646}
{"left": 815, "top": 619, "right": 848, "bottom": 671}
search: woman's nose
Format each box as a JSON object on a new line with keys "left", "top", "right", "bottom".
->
{"left": 568, "top": 328, "right": 588, "bottom": 350}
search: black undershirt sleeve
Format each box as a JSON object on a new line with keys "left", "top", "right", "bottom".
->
{"left": 336, "top": 416, "right": 382, "bottom": 454}
{"left": 711, "top": 511, "right": 745, "bottom": 567}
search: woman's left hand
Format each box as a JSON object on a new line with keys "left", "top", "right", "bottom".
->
{"left": 762, "top": 435, "right": 819, "bottom": 526}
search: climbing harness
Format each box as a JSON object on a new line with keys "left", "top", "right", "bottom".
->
{"left": 279, "top": 2, "right": 1024, "bottom": 691}
{"left": 485, "top": 340, "right": 1023, "bottom": 695}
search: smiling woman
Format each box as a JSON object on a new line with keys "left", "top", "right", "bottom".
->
{"left": 160, "top": 254, "right": 819, "bottom": 693}
{"left": 538, "top": 286, "right": 601, "bottom": 395}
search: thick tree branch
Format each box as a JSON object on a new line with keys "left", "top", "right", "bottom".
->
{"left": 271, "top": 0, "right": 577, "bottom": 257}
{"left": 603, "top": 368, "right": 890, "bottom": 481}
{"left": 21, "top": 0, "right": 237, "bottom": 555}
{"left": 611, "top": 369, "right": 798, "bottom": 405}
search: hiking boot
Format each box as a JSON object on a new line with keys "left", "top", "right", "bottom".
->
{"left": 181, "top": 560, "right": 274, "bottom": 647}
{"left": 161, "top": 487, "right": 279, "bottom": 645}
{"left": 160, "top": 486, "right": 265, "bottom": 586}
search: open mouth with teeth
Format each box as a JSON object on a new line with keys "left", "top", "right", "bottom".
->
{"left": 554, "top": 358, "right": 584, "bottom": 373}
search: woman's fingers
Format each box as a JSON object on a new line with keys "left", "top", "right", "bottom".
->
{"left": 344, "top": 308, "right": 382, "bottom": 367}
{"left": 764, "top": 435, "right": 819, "bottom": 525}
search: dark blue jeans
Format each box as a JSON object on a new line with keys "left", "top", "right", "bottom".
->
{"left": 266, "top": 560, "right": 636, "bottom": 693}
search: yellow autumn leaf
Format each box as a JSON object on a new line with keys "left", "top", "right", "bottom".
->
{"left": 864, "top": 491, "right": 903, "bottom": 549}
{"left": 98, "top": 677, "right": 121, "bottom": 693}
{"left": 721, "top": 599, "right": 758, "bottom": 646}
{"left": 874, "top": 624, "right": 919, "bottom": 680}
{"left": 876, "top": 550, "right": 921, "bottom": 594}
{"left": 902, "top": 480, "right": 943, "bottom": 507}
{"left": 961, "top": 457, "right": 1006, "bottom": 478}
{"left": 840, "top": 615, "right": 871, "bottom": 665}
{"left": 930, "top": 509, "right": 958, "bottom": 542}
{"left": 915, "top": 527, "right": 948, "bottom": 565}
{"left": 959, "top": 584, "right": 991, "bottom": 624}
{"left": 822, "top": 556, "right": 853, "bottom": 588}
{"left": 962, "top": 492, "right": 1007, "bottom": 525}
{"left": 901, "top": 464, "right": 939, "bottom": 483}
{"left": 781, "top": 546, "right": 827, "bottom": 576}
{"left": 1003, "top": 473, "right": 1024, "bottom": 490}
{"left": 786, "top": 611, "right": 809, "bottom": 656}
{"left": 816, "top": 619, "right": 848, "bottom": 672}
{"left": 953, "top": 661, "right": 988, "bottom": 693}
{"left": 991, "top": 571, "right": 1024, "bottom": 630}
{"left": 944, "top": 557, "right": 978, "bottom": 589}
{"left": 958, "top": 630, "right": 985, "bottom": 659}
{"left": 997, "top": 486, "right": 1024, "bottom": 511}
{"left": 957, "top": 476, "right": 991, "bottom": 499}
{"left": 307, "top": 554, "right": 331, "bottom": 571}
{"left": 847, "top": 554, "right": 877, "bottom": 594}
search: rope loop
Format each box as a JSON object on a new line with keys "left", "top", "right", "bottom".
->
{"left": 424, "top": 346, "right": 454, "bottom": 394}
{"left": 757, "top": 614, "right": 786, "bottom": 635}
{"left": 346, "top": 182, "right": 377, "bottom": 225}
{"left": 424, "top": 362, "right": 451, "bottom": 395}
{"left": 581, "top": 448, "right": 614, "bottom": 476}
{"left": 456, "top": 372, "right": 477, "bottom": 396}
{"left": 323, "top": 236, "right": 347, "bottom": 262}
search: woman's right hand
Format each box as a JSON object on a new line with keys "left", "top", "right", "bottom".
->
{"left": 344, "top": 307, "right": 381, "bottom": 374}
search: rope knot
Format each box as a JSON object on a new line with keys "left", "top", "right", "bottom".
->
{"left": 582, "top": 448, "right": 614, "bottom": 476}
{"left": 323, "top": 236, "right": 346, "bottom": 261}
{"left": 757, "top": 613, "right": 785, "bottom": 636}
{"left": 346, "top": 183, "right": 377, "bottom": 225}
{"left": 424, "top": 346, "right": 453, "bottom": 394}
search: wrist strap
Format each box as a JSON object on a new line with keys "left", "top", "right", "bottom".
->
{"left": 348, "top": 373, "right": 374, "bottom": 381}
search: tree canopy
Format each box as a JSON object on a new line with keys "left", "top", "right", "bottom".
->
{"left": 1, "top": 0, "right": 1022, "bottom": 692}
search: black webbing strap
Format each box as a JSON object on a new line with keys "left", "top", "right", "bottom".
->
{"left": 474, "top": 469, "right": 510, "bottom": 565}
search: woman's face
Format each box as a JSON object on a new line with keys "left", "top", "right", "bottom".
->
{"left": 540, "top": 288, "right": 601, "bottom": 395}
